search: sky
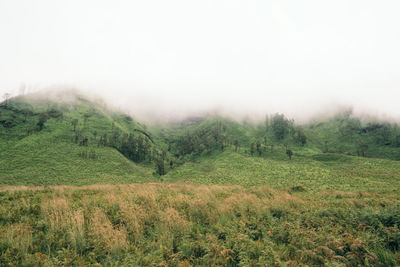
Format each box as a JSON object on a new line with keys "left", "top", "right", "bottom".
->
{"left": 1, "top": 0, "right": 400, "bottom": 121}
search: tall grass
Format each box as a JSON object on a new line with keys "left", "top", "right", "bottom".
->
{"left": 0, "top": 183, "right": 399, "bottom": 266}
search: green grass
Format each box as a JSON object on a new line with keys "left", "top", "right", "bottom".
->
{"left": 0, "top": 140, "right": 153, "bottom": 185}
{"left": 164, "top": 149, "right": 400, "bottom": 194}
{"left": 305, "top": 113, "right": 400, "bottom": 160}
{"left": 0, "top": 92, "right": 155, "bottom": 185}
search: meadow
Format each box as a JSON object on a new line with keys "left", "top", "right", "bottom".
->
{"left": 1, "top": 154, "right": 400, "bottom": 266}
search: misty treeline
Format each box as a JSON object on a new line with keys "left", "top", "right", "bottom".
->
{"left": 312, "top": 110, "right": 400, "bottom": 158}
{"left": 162, "top": 114, "right": 307, "bottom": 161}
{"left": 71, "top": 115, "right": 173, "bottom": 176}
{"left": 172, "top": 120, "right": 228, "bottom": 156}
{"left": 0, "top": 101, "right": 63, "bottom": 131}
{"left": 60, "top": 109, "right": 400, "bottom": 163}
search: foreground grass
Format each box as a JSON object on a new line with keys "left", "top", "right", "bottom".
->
{"left": 0, "top": 183, "right": 399, "bottom": 266}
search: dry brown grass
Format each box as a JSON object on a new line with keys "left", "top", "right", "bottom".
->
{"left": 90, "top": 208, "right": 127, "bottom": 252}
{"left": 5, "top": 223, "right": 32, "bottom": 254}
{"left": 0, "top": 181, "right": 397, "bottom": 266}
{"left": 41, "top": 194, "right": 70, "bottom": 230}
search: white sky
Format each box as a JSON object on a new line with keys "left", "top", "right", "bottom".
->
{"left": 1, "top": 0, "right": 400, "bottom": 120}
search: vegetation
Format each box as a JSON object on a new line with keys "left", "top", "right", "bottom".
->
{"left": 0, "top": 91, "right": 157, "bottom": 184}
{"left": 1, "top": 90, "right": 400, "bottom": 265}
{"left": 0, "top": 183, "right": 399, "bottom": 266}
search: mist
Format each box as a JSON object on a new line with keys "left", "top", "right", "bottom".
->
{"left": 1, "top": 0, "right": 400, "bottom": 122}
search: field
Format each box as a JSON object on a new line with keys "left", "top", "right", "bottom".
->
{"left": 163, "top": 150, "right": 400, "bottom": 193}
{"left": 1, "top": 151, "right": 400, "bottom": 266}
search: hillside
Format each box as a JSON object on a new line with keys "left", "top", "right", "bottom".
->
{"left": 163, "top": 150, "right": 400, "bottom": 193}
{"left": 1, "top": 90, "right": 400, "bottom": 185}
{"left": 0, "top": 90, "right": 155, "bottom": 185}
{"left": 305, "top": 111, "right": 400, "bottom": 160}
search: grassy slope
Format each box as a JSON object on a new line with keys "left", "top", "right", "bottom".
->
{"left": 0, "top": 93, "right": 154, "bottom": 185}
{"left": 164, "top": 149, "right": 400, "bottom": 194}
{"left": 2, "top": 95, "right": 400, "bottom": 188}
{"left": 305, "top": 114, "right": 400, "bottom": 160}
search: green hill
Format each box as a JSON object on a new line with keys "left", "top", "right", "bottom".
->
{"left": 305, "top": 111, "right": 400, "bottom": 160}
{"left": 0, "top": 90, "right": 155, "bottom": 185}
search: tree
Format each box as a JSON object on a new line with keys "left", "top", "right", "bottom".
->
{"left": 2, "top": 93, "right": 11, "bottom": 107}
{"left": 356, "top": 141, "right": 368, "bottom": 157}
{"left": 265, "top": 114, "right": 269, "bottom": 132}
{"left": 286, "top": 149, "right": 293, "bottom": 160}
{"left": 37, "top": 112, "right": 49, "bottom": 130}
{"left": 156, "top": 157, "right": 165, "bottom": 176}
{"left": 71, "top": 119, "right": 78, "bottom": 132}
{"left": 294, "top": 126, "right": 307, "bottom": 146}
{"left": 256, "top": 140, "right": 262, "bottom": 156}
{"left": 26, "top": 127, "right": 33, "bottom": 136}
{"left": 271, "top": 113, "right": 290, "bottom": 140}
{"left": 377, "top": 124, "right": 391, "bottom": 145}
{"left": 110, "top": 130, "right": 121, "bottom": 148}
{"left": 250, "top": 142, "right": 255, "bottom": 156}
{"left": 83, "top": 112, "right": 91, "bottom": 128}
{"left": 80, "top": 136, "right": 89, "bottom": 146}
{"left": 338, "top": 118, "right": 361, "bottom": 138}
{"left": 233, "top": 140, "right": 240, "bottom": 152}
{"left": 99, "top": 133, "right": 108, "bottom": 146}
{"left": 74, "top": 130, "right": 82, "bottom": 144}
{"left": 21, "top": 109, "right": 33, "bottom": 122}
{"left": 395, "top": 135, "right": 400, "bottom": 147}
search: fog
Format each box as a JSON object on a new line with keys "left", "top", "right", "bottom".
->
{"left": 1, "top": 0, "right": 400, "bottom": 122}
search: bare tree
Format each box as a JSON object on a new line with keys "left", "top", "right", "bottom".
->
{"left": 2, "top": 93, "right": 11, "bottom": 107}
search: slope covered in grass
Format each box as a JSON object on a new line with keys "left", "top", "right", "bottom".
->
{"left": 305, "top": 112, "right": 400, "bottom": 160}
{"left": 164, "top": 149, "right": 400, "bottom": 194}
{"left": 0, "top": 90, "right": 155, "bottom": 185}
{"left": 1, "top": 89, "right": 400, "bottom": 187}
{"left": 0, "top": 141, "right": 153, "bottom": 185}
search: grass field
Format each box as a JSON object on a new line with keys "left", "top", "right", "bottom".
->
{"left": 164, "top": 150, "right": 400, "bottom": 194}
{"left": 0, "top": 182, "right": 399, "bottom": 266}
{"left": 1, "top": 149, "right": 400, "bottom": 266}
